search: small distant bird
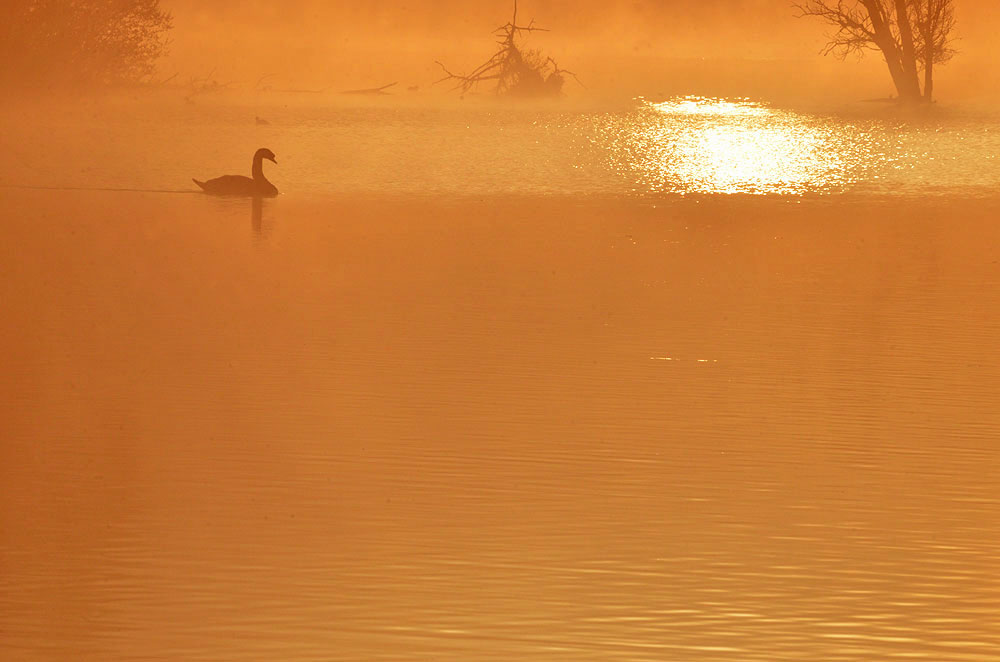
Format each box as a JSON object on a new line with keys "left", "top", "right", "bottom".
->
{"left": 193, "top": 148, "right": 279, "bottom": 197}
{"left": 255, "top": 116, "right": 270, "bottom": 125}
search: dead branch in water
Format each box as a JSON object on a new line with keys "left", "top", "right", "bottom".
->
{"left": 434, "top": 1, "right": 579, "bottom": 98}
{"left": 156, "top": 71, "right": 179, "bottom": 87}
{"left": 340, "top": 82, "right": 397, "bottom": 96}
{"left": 183, "top": 69, "right": 235, "bottom": 102}
{"left": 269, "top": 86, "right": 331, "bottom": 94}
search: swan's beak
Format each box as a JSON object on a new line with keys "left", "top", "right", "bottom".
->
{"left": 268, "top": 156, "right": 277, "bottom": 164}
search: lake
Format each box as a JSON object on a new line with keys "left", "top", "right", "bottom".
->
{"left": 1, "top": 95, "right": 999, "bottom": 661}
{"left": 4, "top": 94, "right": 1000, "bottom": 197}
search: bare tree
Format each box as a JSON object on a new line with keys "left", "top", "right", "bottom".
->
{"left": 434, "top": 1, "right": 578, "bottom": 98}
{"left": 0, "top": 0, "right": 172, "bottom": 88}
{"left": 911, "top": 0, "right": 956, "bottom": 102}
{"left": 795, "top": 0, "right": 956, "bottom": 102}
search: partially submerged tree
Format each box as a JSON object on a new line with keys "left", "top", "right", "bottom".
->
{"left": 795, "top": 0, "right": 956, "bottom": 102}
{"left": 434, "top": 1, "right": 578, "bottom": 98}
{"left": 911, "top": 0, "right": 956, "bottom": 102}
{"left": 0, "top": 0, "right": 172, "bottom": 88}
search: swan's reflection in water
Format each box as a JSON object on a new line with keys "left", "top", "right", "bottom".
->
{"left": 251, "top": 195, "right": 275, "bottom": 239}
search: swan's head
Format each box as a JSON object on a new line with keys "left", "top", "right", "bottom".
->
{"left": 255, "top": 148, "right": 277, "bottom": 164}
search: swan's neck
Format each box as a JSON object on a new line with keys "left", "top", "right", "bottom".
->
{"left": 252, "top": 156, "right": 267, "bottom": 182}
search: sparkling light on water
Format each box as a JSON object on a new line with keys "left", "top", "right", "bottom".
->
{"left": 3, "top": 95, "right": 1000, "bottom": 196}
{"left": 610, "top": 97, "right": 858, "bottom": 195}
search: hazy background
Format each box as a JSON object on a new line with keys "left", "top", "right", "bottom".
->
{"left": 160, "top": 0, "right": 1000, "bottom": 104}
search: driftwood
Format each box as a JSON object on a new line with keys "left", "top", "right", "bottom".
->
{"left": 156, "top": 71, "right": 179, "bottom": 86}
{"left": 434, "top": 1, "right": 579, "bottom": 98}
{"left": 183, "top": 69, "right": 235, "bottom": 102}
{"left": 341, "top": 82, "right": 397, "bottom": 96}
{"left": 269, "top": 86, "right": 331, "bottom": 94}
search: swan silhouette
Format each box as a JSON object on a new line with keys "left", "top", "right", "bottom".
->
{"left": 193, "top": 148, "right": 278, "bottom": 197}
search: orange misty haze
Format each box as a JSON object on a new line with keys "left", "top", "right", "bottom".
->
{"left": 157, "top": 0, "right": 1000, "bottom": 101}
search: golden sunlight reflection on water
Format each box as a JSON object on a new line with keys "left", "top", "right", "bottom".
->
{"left": 3, "top": 94, "right": 1000, "bottom": 197}
{"left": 613, "top": 97, "right": 858, "bottom": 195}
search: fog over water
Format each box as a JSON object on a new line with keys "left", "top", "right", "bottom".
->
{"left": 160, "top": 0, "right": 1000, "bottom": 103}
{"left": 2, "top": 2, "right": 1000, "bottom": 662}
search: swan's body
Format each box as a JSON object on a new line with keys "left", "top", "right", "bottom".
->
{"left": 193, "top": 148, "right": 278, "bottom": 197}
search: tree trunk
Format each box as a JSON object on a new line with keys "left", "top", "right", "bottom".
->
{"left": 878, "top": 40, "right": 917, "bottom": 101}
{"left": 893, "top": 0, "right": 924, "bottom": 98}
{"left": 924, "top": 46, "right": 934, "bottom": 102}
{"left": 919, "top": 0, "right": 946, "bottom": 103}
{"left": 861, "top": 0, "right": 922, "bottom": 102}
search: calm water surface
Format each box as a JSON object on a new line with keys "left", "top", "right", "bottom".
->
{"left": 1, "top": 97, "right": 1000, "bottom": 661}
{"left": 3, "top": 95, "right": 1000, "bottom": 196}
